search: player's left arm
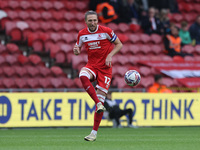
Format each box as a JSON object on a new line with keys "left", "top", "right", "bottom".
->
{"left": 105, "top": 37, "right": 123, "bottom": 67}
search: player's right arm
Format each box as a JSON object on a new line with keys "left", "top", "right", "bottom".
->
{"left": 74, "top": 31, "right": 83, "bottom": 55}
{"left": 73, "top": 45, "right": 81, "bottom": 55}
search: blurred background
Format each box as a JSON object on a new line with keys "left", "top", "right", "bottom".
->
{"left": 0, "top": 0, "right": 200, "bottom": 93}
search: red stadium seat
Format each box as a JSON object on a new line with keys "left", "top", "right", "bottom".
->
{"left": 15, "top": 78, "right": 29, "bottom": 88}
{"left": 5, "top": 21, "right": 17, "bottom": 35}
{"left": 65, "top": 1, "right": 75, "bottom": 10}
{"left": 2, "top": 66, "right": 17, "bottom": 77}
{"left": 40, "top": 21, "right": 52, "bottom": 32}
{"left": 184, "top": 56, "right": 195, "bottom": 61}
{"left": 116, "top": 66, "right": 129, "bottom": 77}
{"left": 130, "top": 24, "right": 141, "bottom": 32}
{"left": 64, "top": 12, "right": 75, "bottom": 21}
{"left": 42, "top": 1, "right": 53, "bottom": 10}
{"left": 150, "top": 55, "right": 162, "bottom": 61}
{"left": 0, "top": 68, "right": 4, "bottom": 77}
{"left": 75, "top": 1, "right": 88, "bottom": 11}
{"left": 62, "top": 33, "right": 75, "bottom": 43}
{"left": 10, "top": 27, "right": 23, "bottom": 41}
{"left": 52, "top": 11, "right": 65, "bottom": 21}
{"left": 26, "top": 78, "right": 40, "bottom": 88}
{"left": 75, "top": 12, "right": 85, "bottom": 21}
{"left": 162, "top": 77, "right": 175, "bottom": 87}
{"left": 0, "top": 55, "right": 9, "bottom": 66}
{"left": 139, "top": 66, "right": 152, "bottom": 77}
{"left": 72, "top": 55, "right": 84, "bottom": 69}
{"left": 38, "top": 78, "right": 53, "bottom": 88}
{"left": 32, "top": 39, "right": 44, "bottom": 53}
{"left": 7, "top": 11, "right": 19, "bottom": 21}
{"left": 0, "top": 44, "right": 7, "bottom": 55}
{"left": 74, "top": 22, "right": 85, "bottom": 31}
{"left": 29, "top": 54, "right": 44, "bottom": 66}
{"left": 20, "top": 1, "right": 32, "bottom": 10}
{"left": 127, "top": 55, "right": 140, "bottom": 65}
{"left": 195, "top": 45, "right": 200, "bottom": 54}
{"left": 128, "top": 34, "right": 140, "bottom": 43}
{"left": 18, "top": 54, "right": 30, "bottom": 66}
{"left": 53, "top": 1, "right": 65, "bottom": 10}
{"left": 120, "top": 44, "right": 130, "bottom": 55}
{"left": 51, "top": 22, "right": 63, "bottom": 32}
{"left": 0, "top": 79, "right": 4, "bottom": 88}
{"left": 117, "top": 55, "right": 129, "bottom": 65}
{"left": 32, "top": 1, "right": 43, "bottom": 10}
{"left": 129, "top": 44, "right": 140, "bottom": 54}
{"left": 50, "top": 33, "right": 62, "bottom": 43}
{"left": 74, "top": 78, "right": 83, "bottom": 88}
{"left": 55, "top": 51, "right": 66, "bottom": 64}
{"left": 18, "top": 11, "right": 30, "bottom": 20}
{"left": 114, "top": 77, "right": 128, "bottom": 88}
{"left": 138, "top": 55, "right": 151, "bottom": 61}
{"left": 151, "top": 45, "right": 163, "bottom": 54}
{"left": 60, "top": 44, "right": 72, "bottom": 54}
{"left": 194, "top": 56, "right": 200, "bottom": 61}
{"left": 6, "top": 43, "right": 20, "bottom": 54}
{"left": 140, "top": 34, "right": 151, "bottom": 43}
{"left": 63, "top": 23, "right": 75, "bottom": 32}
{"left": 150, "top": 34, "right": 162, "bottom": 44}
{"left": 2, "top": 78, "right": 17, "bottom": 88}
{"left": 162, "top": 55, "right": 173, "bottom": 61}
{"left": 107, "top": 22, "right": 119, "bottom": 32}
{"left": 14, "top": 66, "right": 29, "bottom": 77}
{"left": 49, "top": 44, "right": 61, "bottom": 58}
{"left": 194, "top": 4, "right": 200, "bottom": 13}
{"left": 182, "top": 45, "right": 195, "bottom": 54}
{"left": 140, "top": 45, "right": 152, "bottom": 54}
{"left": 171, "top": 13, "right": 184, "bottom": 22}
{"left": 8, "top": 1, "right": 20, "bottom": 10}
{"left": 41, "top": 12, "right": 52, "bottom": 21}
{"left": 183, "top": 3, "right": 194, "bottom": 12}
{"left": 5, "top": 55, "right": 19, "bottom": 66}
{"left": 28, "top": 21, "right": 40, "bottom": 31}
{"left": 50, "top": 78, "right": 65, "bottom": 88}
{"left": 117, "top": 34, "right": 128, "bottom": 43}
{"left": 30, "top": 11, "right": 42, "bottom": 21}
{"left": 173, "top": 56, "right": 184, "bottom": 61}
{"left": 61, "top": 77, "right": 75, "bottom": 88}
{"left": 51, "top": 66, "right": 65, "bottom": 77}
{"left": 0, "top": 1, "right": 8, "bottom": 9}
{"left": 183, "top": 13, "right": 197, "bottom": 23}
{"left": 118, "top": 23, "right": 130, "bottom": 33}
{"left": 140, "top": 76, "right": 154, "bottom": 88}
{"left": 38, "top": 66, "right": 52, "bottom": 77}
{"left": 26, "top": 66, "right": 41, "bottom": 77}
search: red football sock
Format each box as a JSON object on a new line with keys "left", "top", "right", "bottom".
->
{"left": 80, "top": 76, "right": 100, "bottom": 104}
{"left": 93, "top": 102, "right": 104, "bottom": 131}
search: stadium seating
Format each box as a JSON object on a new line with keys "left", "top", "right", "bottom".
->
{"left": 0, "top": 0, "right": 200, "bottom": 90}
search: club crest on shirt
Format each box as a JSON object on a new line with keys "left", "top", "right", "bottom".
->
{"left": 85, "top": 37, "right": 88, "bottom": 40}
{"left": 97, "top": 34, "right": 102, "bottom": 39}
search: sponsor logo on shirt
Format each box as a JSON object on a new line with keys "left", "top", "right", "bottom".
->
{"left": 88, "top": 41, "right": 101, "bottom": 50}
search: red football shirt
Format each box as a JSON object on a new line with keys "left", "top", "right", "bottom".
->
{"left": 76, "top": 25, "right": 117, "bottom": 68}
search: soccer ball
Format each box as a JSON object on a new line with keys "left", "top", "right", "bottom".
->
{"left": 124, "top": 70, "right": 141, "bottom": 86}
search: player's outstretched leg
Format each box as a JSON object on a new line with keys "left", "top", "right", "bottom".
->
{"left": 79, "top": 70, "right": 99, "bottom": 102}
{"left": 84, "top": 94, "right": 106, "bottom": 141}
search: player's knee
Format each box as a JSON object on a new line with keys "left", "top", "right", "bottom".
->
{"left": 79, "top": 70, "right": 91, "bottom": 80}
{"left": 97, "top": 94, "right": 106, "bottom": 104}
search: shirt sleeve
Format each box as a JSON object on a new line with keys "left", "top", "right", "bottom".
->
{"left": 106, "top": 27, "right": 117, "bottom": 43}
{"left": 76, "top": 32, "right": 83, "bottom": 47}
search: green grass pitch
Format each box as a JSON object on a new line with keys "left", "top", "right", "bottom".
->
{"left": 0, "top": 127, "right": 200, "bottom": 150}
